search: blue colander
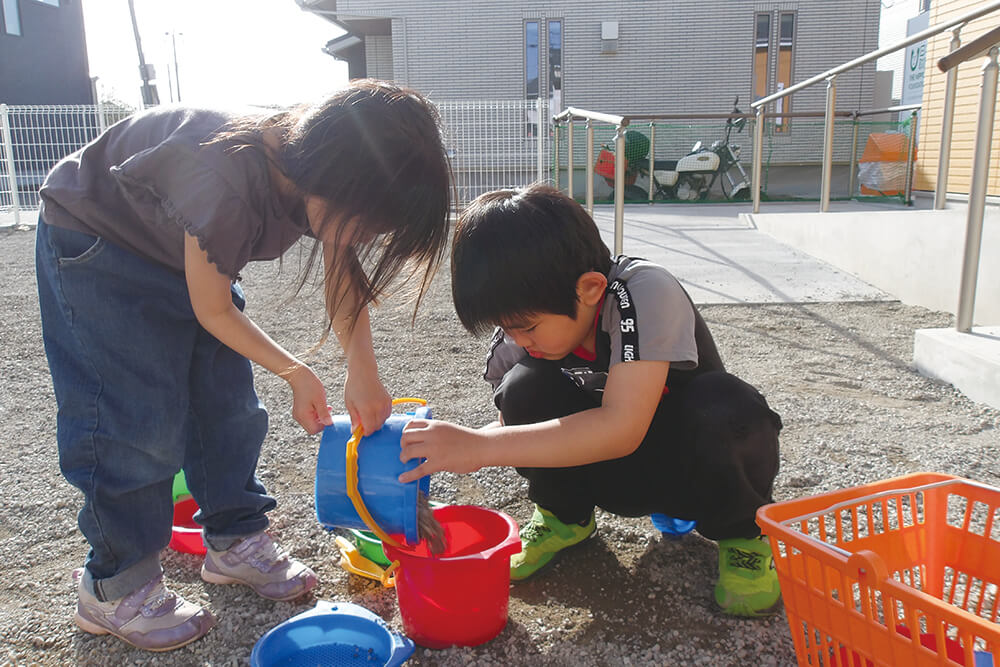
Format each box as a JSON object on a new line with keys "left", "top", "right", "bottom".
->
{"left": 250, "top": 601, "right": 414, "bottom": 667}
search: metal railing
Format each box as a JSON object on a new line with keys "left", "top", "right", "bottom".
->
{"left": 551, "top": 108, "right": 871, "bottom": 255}
{"left": 749, "top": 0, "right": 1000, "bottom": 215}
{"left": 946, "top": 27, "right": 1000, "bottom": 332}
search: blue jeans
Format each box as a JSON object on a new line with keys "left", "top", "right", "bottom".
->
{"left": 35, "top": 217, "right": 274, "bottom": 601}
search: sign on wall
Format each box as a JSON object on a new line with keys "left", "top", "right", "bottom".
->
{"left": 901, "top": 11, "right": 929, "bottom": 107}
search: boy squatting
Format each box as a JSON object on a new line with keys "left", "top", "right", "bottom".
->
{"left": 400, "top": 183, "right": 783, "bottom": 617}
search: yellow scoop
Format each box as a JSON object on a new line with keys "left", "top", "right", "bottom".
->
{"left": 335, "top": 536, "right": 397, "bottom": 588}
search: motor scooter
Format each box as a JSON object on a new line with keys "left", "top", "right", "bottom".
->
{"left": 594, "top": 97, "right": 752, "bottom": 202}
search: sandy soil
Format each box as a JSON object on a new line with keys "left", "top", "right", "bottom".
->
{"left": 1, "top": 226, "right": 997, "bottom": 666}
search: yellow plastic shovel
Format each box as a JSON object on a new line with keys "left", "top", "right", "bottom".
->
{"left": 334, "top": 536, "right": 397, "bottom": 588}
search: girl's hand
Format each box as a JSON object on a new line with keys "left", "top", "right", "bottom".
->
{"left": 285, "top": 364, "right": 334, "bottom": 434}
{"left": 344, "top": 366, "right": 392, "bottom": 436}
{"left": 398, "top": 419, "right": 486, "bottom": 483}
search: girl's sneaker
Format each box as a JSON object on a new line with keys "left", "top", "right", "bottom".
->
{"left": 713, "top": 535, "right": 782, "bottom": 617}
{"left": 510, "top": 505, "right": 596, "bottom": 581}
{"left": 201, "top": 531, "right": 317, "bottom": 601}
{"left": 74, "top": 570, "right": 215, "bottom": 651}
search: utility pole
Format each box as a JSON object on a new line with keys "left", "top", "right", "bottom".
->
{"left": 128, "top": 0, "right": 158, "bottom": 106}
{"left": 167, "top": 31, "right": 182, "bottom": 102}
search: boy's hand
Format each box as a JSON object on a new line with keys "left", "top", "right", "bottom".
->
{"left": 285, "top": 364, "right": 334, "bottom": 434}
{"left": 344, "top": 366, "right": 392, "bottom": 436}
{"left": 398, "top": 419, "right": 485, "bottom": 483}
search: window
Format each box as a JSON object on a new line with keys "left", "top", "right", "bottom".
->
{"left": 775, "top": 12, "right": 795, "bottom": 132}
{"left": 753, "top": 10, "right": 796, "bottom": 133}
{"left": 3, "top": 0, "right": 60, "bottom": 36}
{"left": 3, "top": 0, "right": 21, "bottom": 35}
{"left": 525, "top": 21, "right": 539, "bottom": 100}
{"left": 753, "top": 13, "right": 770, "bottom": 102}
{"left": 548, "top": 20, "right": 562, "bottom": 114}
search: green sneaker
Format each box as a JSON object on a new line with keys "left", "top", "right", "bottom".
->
{"left": 714, "top": 535, "right": 782, "bottom": 617}
{"left": 510, "top": 505, "right": 596, "bottom": 581}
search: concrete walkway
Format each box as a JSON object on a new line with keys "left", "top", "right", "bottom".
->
{"left": 594, "top": 196, "right": 1000, "bottom": 410}
{"left": 591, "top": 200, "right": 901, "bottom": 305}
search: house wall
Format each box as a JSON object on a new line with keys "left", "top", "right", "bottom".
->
{"left": 0, "top": 0, "right": 92, "bottom": 104}
{"left": 914, "top": 0, "right": 1000, "bottom": 196}
{"left": 335, "top": 0, "right": 881, "bottom": 165}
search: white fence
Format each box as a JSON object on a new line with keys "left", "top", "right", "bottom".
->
{"left": 0, "top": 99, "right": 548, "bottom": 226}
{"left": 437, "top": 99, "right": 548, "bottom": 207}
{"left": 0, "top": 103, "right": 135, "bottom": 226}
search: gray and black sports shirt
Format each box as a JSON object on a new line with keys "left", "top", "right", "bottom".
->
{"left": 483, "top": 256, "right": 724, "bottom": 401}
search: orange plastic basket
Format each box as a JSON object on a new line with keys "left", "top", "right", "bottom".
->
{"left": 757, "top": 473, "right": 999, "bottom": 667}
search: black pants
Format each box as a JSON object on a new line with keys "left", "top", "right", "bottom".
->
{"left": 495, "top": 358, "right": 782, "bottom": 540}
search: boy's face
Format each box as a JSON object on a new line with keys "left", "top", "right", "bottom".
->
{"left": 501, "top": 309, "right": 594, "bottom": 361}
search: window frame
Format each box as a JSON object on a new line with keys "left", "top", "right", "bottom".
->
{"left": 774, "top": 11, "right": 797, "bottom": 133}
{"left": 752, "top": 12, "right": 771, "bottom": 105}
{"left": 752, "top": 9, "right": 798, "bottom": 135}
{"left": 524, "top": 20, "right": 540, "bottom": 101}
{"left": 547, "top": 18, "right": 562, "bottom": 114}
{"left": 3, "top": 0, "right": 22, "bottom": 36}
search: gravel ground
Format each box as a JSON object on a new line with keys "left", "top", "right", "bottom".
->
{"left": 1, "top": 224, "right": 998, "bottom": 667}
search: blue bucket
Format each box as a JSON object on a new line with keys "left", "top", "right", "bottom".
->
{"left": 315, "top": 404, "right": 431, "bottom": 545}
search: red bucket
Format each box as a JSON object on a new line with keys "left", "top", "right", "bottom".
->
{"left": 169, "top": 496, "right": 206, "bottom": 555}
{"left": 382, "top": 505, "right": 520, "bottom": 649}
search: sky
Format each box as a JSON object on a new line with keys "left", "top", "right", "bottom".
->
{"left": 82, "top": 0, "right": 349, "bottom": 108}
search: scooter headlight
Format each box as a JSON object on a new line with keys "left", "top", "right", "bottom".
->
{"left": 732, "top": 144, "right": 741, "bottom": 158}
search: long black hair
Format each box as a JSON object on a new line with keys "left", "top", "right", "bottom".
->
{"left": 216, "top": 79, "right": 453, "bottom": 337}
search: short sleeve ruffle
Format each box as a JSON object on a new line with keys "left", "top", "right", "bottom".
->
{"left": 110, "top": 140, "right": 264, "bottom": 279}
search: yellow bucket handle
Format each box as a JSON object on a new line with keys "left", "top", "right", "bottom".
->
{"left": 345, "top": 397, "right": 428, "bottom": 550}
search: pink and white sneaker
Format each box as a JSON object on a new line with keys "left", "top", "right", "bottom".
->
{"left": 201, "top": 532, "right": 317, "bottom": 601}
{"left": 74, "top": 569, "right": 215, "bottom": 651}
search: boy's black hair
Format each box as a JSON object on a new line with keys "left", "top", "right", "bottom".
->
{"left": 452, "top": 183, "right": 612, "bottom": 336}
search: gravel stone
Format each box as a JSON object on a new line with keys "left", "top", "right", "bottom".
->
{"left": 1, "top": 227, "right": 997, "bottom": 666}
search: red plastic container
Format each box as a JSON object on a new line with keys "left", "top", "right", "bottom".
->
{"left": 382, "top": 505, "right": 520, "bottom": 649}
{"left": 169, "top": 497, "right": 206, "bottom": 555}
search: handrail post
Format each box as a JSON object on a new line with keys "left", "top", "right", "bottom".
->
{"left": 820, "top": 75, "right": 837, "bottom": 212}
{"left": 567, "top": 120, "right": 575, "bottom": 200}
{"left": 537, "top": 101, "right": 545, "bottom": 183}
{"left": 553, "top": 123, "right": 561, "bottom": 192}
{"left": 1, "top": 104, "right": 22, "bottom": 228}
{"left": 956, "top": 46, "right": 999, "bottom": 333}
{"left": 614, "top": 124, "right": 626, "bottom": 255}
{"left": 848, "top": 114, "right": 860, "bottom": 198}
{"left": 752, "top": 108, "right": 764, "bottom": 213}
{"left": 903, "top": 109, "right": 918, "bottom": 205}
{"left": 935, "top": 27, "right": 962, "bottom": 210}
{"left": 648, "top": 122, "right": 655, "bottom": 203}
{"left": 585, "top": 119, "right": 594, "bottom": 215}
